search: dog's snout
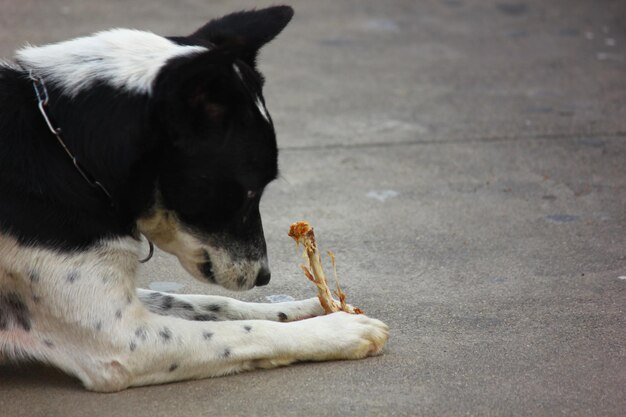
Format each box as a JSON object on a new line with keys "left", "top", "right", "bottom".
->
{"left": 255, "top": 267, "right": 271, "bottom": 286}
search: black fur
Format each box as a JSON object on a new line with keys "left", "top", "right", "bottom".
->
{"left": 135, "top": 326, "right": 148, "bottom": 340}
{"left": 0, "top": 6, "right": 292, "bottom": 258}
{"left": 0, "top": 292, "right": 31, "bottom": 331}
{"left": 193, "top": 314, "right": 217, "bottom": 321}
{"left": 159, "top": 327, "right": 172, "bottom": 342}
{"left": 200, "top": 250, "right": 215, "bottom": 282}
{"left": 0, "top": 62, "right": 158, "bottom": 249}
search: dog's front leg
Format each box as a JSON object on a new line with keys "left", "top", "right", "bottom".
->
{"left": 137, "top": 289, "right": 324, "bottom": 322}
{"left": 67, "top": 310, "right": 388, "bottom": 391}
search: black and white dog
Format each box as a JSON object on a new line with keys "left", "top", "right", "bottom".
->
{"left": 0, "top": 6, "right": 388, "bottom": 391}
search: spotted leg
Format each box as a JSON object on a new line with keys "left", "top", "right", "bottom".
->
{"left": 34, "top": 308, "right": 389, "bottom": 391}
{"left": 137, "top": 289, "right": 324, "bottom": 322}
{"left": 111, "top": 310, "right": 388, "bottom": 391}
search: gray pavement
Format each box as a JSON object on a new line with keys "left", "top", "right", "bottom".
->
{"left": 1, "top": 0, "right": 625, "bottom": 416}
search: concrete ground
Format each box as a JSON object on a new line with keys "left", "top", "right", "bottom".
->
{"left": 1, "top": 0, "right": 625, "bottom": 415}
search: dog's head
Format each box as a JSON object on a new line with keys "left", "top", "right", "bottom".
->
{"left": 137, "top": 7, "right": 293, "bottom": 290}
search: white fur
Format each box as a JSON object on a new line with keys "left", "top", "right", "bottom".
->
{"left": 233, "top": 63, "right": 271, "bottom": 122}
{"left": 0, "top": 60, "right": 21, "bottom": 72}
{"left": 15, "top": 29, "right": 206, "bottom": 96}
{"left": 255, "top": 96, "right": 271, "bottom": 122}
{"left": 0, "top": 233, "right": 389, "bottom": 391}
{"left": 232, "top": 63, "right": 244, "bottom": 79}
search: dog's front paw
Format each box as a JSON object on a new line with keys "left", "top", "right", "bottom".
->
{"left": 295, "top": 312, "right": 389, "bottom": 361}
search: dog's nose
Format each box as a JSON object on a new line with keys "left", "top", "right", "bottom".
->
{"left": 255, "top": 267, "right": 271, "bottom": 286}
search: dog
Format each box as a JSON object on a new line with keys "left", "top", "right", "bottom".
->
{"left": 0, "top": 6, "right": 388, "bottom": 391}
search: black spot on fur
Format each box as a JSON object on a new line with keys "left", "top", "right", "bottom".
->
{"left": 135, "top": 326, "right": 147, "bottom": 340}
{"left": 203, "top": 331, "right": 213, "bottom": 340}
{"left": 29, "top": 271, "right": 40, "bottom": 283}
{"left": 222, "top": 348, "right": 231, "bottom": 358}
{"left": 0, "top": 293, "right": 31, "bottom": 331}
{"left": 43, "top": 340, "right": 54, "bottom": 348}
{"left": 161, "top": 295, "right": 174, "bottom": 310}
{"left": 81, "top": 56, "right": 104, "bottom": 63}
{"left": 129, "top": 341, "right": 137, "bottom": 352}
{"left": 278, "top": 312, "right": 288, "bottom": 322}
{"left": 66, "top": 271, "right": 79, "bottom": 283}
{"left": 32, "top": 295, "right": 41, "bottom": 304}
{"left": 193, "top": 314, "right": 217, "bottom": 321}
{"left": 149, "top": 292, "right": 162, "bottom": 300}
{"left": 159, "top": 327, "right": 172, "bottom": 342}
{"left": 200, "top": 250, "right": 215, "bottom": 282}
{"left": 115, "top": 309, "right": 122, "bottom": 319}
{"left": 174, "top": 301, "right": 194, "bottom": 311}
{"left": 169, "top": 363, "right": 178, "bottom": 372}
{"left": 95, "top": 321, "right": 102, "bottom": 331}
{"left": 206, "top": 304, "right": 221, "bottom": 312}
{"left": 243, "top": 325, "right": 252, "bottom": 333}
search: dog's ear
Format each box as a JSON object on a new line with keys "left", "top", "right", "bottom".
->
{"left": 190, "top": 6, "right": 294, "bottom": 67}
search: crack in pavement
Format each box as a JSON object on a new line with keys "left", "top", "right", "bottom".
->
{"left": 279, "top": 130, "right": 626, "bottom": 152}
